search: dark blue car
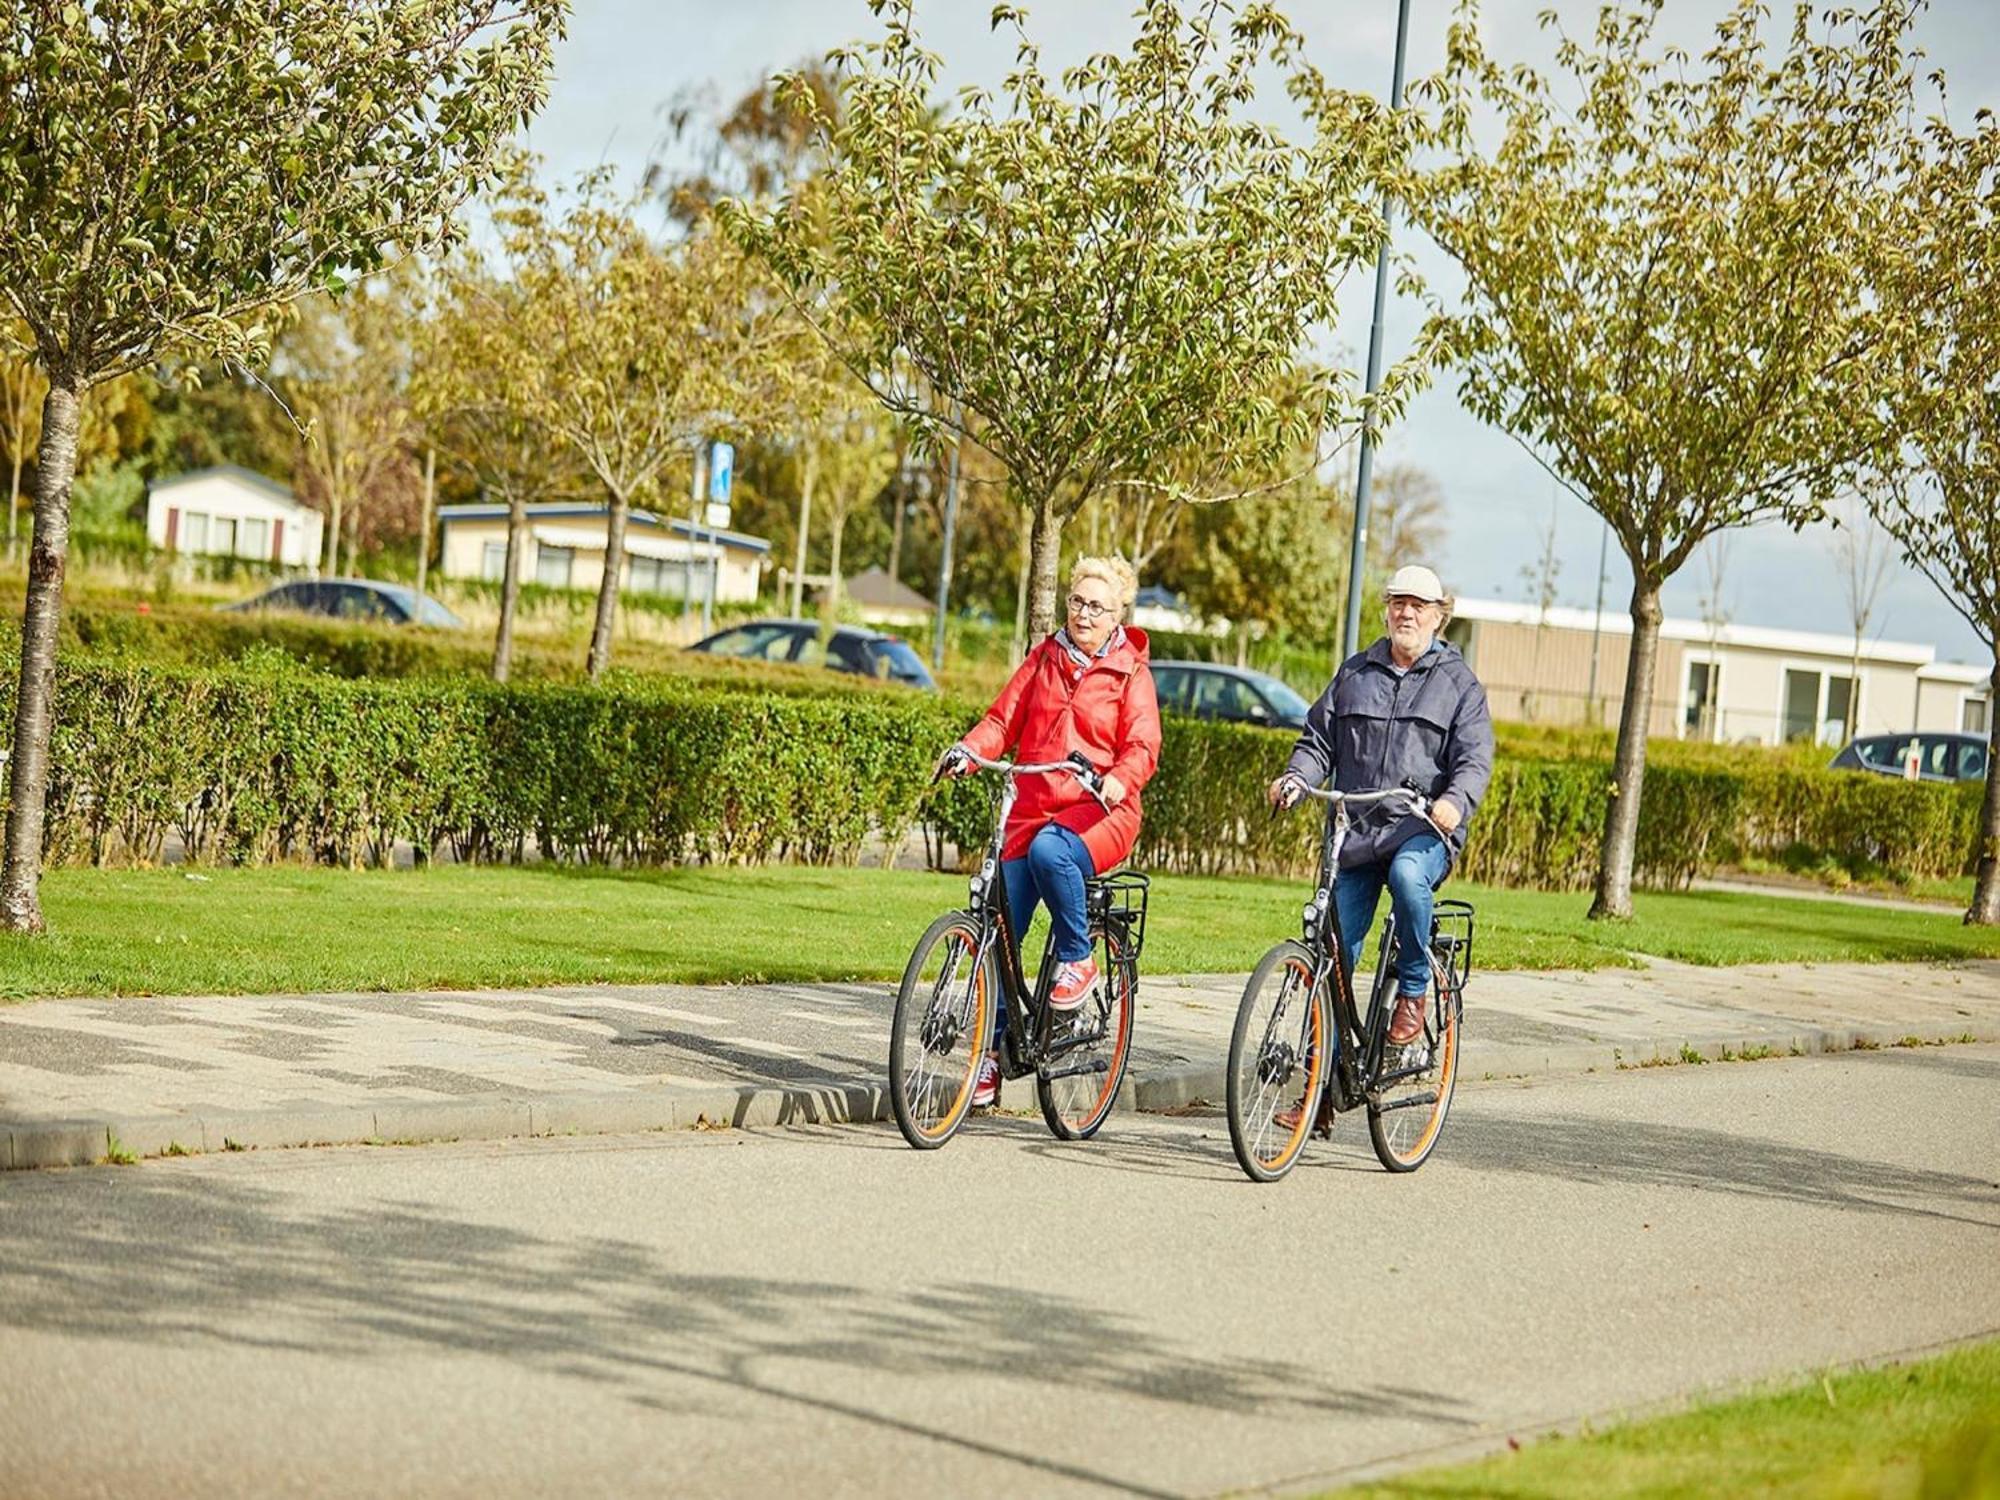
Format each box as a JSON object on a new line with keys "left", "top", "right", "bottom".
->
{"left": 223, "top": 578, "right": 466, "bottom": 628}
{"left": 689, "top": 618, "right": 937, "bottom": 691}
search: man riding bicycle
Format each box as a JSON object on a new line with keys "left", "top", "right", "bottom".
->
{"left": 1268, "top": 565, "right": 1494, "bottom": 1063}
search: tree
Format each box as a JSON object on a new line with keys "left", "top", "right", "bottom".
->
{"left": 656, "top": 62, "right": 840, "bottom": 231}
{"left": 413, "top": 254, "right": 583, "bottom": 682}
{"left": 727, "top": 0, "right": 1440, "bottom": 639}
{"left": 0, "top": 0, "right": 564, "bottom": 933}
{"left": 1179, "top": 470, "right": 1343, "bottom": 666}
{"left": 1867, "top": 106, "right": 2000, "bottom": 922}
{"left": 493, "top": 171, "right": 791, "bottom": 678}
{"left": 0, "top": 326, "right": 44, "bottom": 558}
{"left": 1692, "top": 535, "right": 1732, "bottom": 742}
{"left": 280, "top": 271, "right": 422, "bottom": 576}
{"left": 1518, "top": 498, "right": 1562, "bottom": 723}
{"left": 1413, "top": 0, "right": 1922, "bottom": 919}
{"left": 808, "top": 394, "right": 900, "bottom": 623}
{"left": 1364, "top": 464, "right": 1447, "bottom": 577}
{"left": 1830, "top": 494, "right": 1892, "bottom": 743}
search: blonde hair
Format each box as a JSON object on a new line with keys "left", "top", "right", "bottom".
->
{"left": 1070, "top": 555, "right": 1139, "bottom": 617}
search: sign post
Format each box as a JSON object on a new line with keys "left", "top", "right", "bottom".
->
{"left": 702, "top": 441, "right": 734, "bottom": 634}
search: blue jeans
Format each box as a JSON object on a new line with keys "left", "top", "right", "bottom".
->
{"left": 996, "top": 823, "right": 1097, "bottom": 1043}
{"left": 1335, "top": 834, "right": 1451, "bottom": 998}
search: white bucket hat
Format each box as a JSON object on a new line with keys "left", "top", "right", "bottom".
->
{"left": 1382, "top": 564, "right": 1448, "bottom": 603}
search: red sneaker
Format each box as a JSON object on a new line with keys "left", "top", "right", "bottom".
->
{"left": 1048, "top": 956, "right": 1100, "bottom": 1012}
{"left": 971, "top": 1055, "right": 1000, "bottom": 1108}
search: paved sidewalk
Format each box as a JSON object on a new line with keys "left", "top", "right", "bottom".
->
{"left": 3, "top": 958, "right": 1997, "bottom": 1168}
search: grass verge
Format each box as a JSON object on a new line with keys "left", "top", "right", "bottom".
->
{"left": 8, "top": 864, "right": 2000, "bottom": 1000}
{"left": 1319, "top": 1337, "right": 2000, "bottom": 1499}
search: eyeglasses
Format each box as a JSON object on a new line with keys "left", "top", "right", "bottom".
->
{"left": 1386, "top": 596, "right": 1440, "bottom": 616}
{"left": 1066, "top": 595, "right": 1115, "bottom": 621}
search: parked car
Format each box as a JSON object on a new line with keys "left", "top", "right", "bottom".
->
{"left": 1829, "top": 731, "right": 1989, "bottom": 783}
{"left": 222, "top": 578, "right": 466, "bottom": 629}
{"left": 1149, "top": 660, "right": 1312, "bottom": 730}
{"left": 687, "top": 618, "right": 937, "bottom": 691}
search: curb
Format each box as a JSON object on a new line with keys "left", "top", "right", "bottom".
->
{"left": 5, "top": 1018, "right": 1992, "bottom": 1171}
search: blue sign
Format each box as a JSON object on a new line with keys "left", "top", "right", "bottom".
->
{"left": 707, "top": 441, "right": 735, "bottom": 505}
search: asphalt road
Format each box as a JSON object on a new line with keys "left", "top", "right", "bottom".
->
{"left": 5, "top": 1046, "right": 1998, "bottom": 1499}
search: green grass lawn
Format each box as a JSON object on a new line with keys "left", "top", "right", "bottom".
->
{"left": 1319, "top": 1337, "right": 2000, "bottom": 1499}
{"left": 7, "top": 863, "right": 2000, "bottom": 1000}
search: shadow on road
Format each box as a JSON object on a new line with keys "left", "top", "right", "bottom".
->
{"left": 0, "top": 1163, "right": 1475, "bottom": 1497}
{"left": 1443, "top": 1112, "right": 2000, "bottom": 1230}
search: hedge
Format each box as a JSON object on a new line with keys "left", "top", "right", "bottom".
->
{"left": 0, "top": 657, "right": 1982, "bottom": 886}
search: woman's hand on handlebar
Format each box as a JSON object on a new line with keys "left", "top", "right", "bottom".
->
{"left": 1101, "top": 772, "right": 1127, "bottom": 807}
{"left": 933, "top": 744, "right": 973, "bottom": 783}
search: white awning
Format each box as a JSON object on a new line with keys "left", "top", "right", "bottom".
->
{"left": 530, "top": 525, "right": 718, "bottom": 561}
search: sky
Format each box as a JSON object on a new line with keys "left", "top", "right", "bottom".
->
{"left": 521, "top": 1, "right": 2000, "bottom": 665}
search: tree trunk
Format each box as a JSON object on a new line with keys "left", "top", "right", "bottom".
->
{"left": 414, "top": 447, "right": 434, "bottom": 607}
{"left": 823, "top": 498, "right": 847, "bottom": 624}
{"left": 1235, "top": 622, "right": 1251, "bottom": 669}
{"left": 1025, "top": 496, "right": 1065, "bottom": 640}
{"left": 888, "top": 484, "right": 906, "bottom": 587}
{"left": 1968, "top": 652, "right": 2000, "bottom": 926}
{"left": 585, "top": 488, "right": 629, "bottom": 680}
{"left": 6, "top": 443, "right": 21, "bottom": 558}
{"left": 324, "top": 491, "right": 343, "bottom": 574}
{"left": 492, "top": 488, "right": 525, "bottom": 683}
{"left": 1846, "top": 636, "right": 1862, "bottom": 744}
{"left": 1011, "top": 507, "right": 1032, "bottom": 664}
{"left": 1589, "top": 581, "right": 1664, "bottom": 921}
{"left": 791, "top": 446, "right": 816, "bottom": 618}
{"left": 2, "top": 382, "right": 82, "bottom": 933}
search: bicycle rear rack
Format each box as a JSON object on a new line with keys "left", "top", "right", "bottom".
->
{"left": 1088, "top": 871, "right": 1150, "bottom": 961}
{"left": 1430, "top": 899, "right": 1474, "bottom": 998}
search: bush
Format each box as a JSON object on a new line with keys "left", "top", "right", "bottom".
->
{"left": 0, "top": 656, "right": 1982, "bottom": 886}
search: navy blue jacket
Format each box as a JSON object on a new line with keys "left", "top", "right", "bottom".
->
{"left": 1285, "top": 637, "right": 1495, "bottom": 868}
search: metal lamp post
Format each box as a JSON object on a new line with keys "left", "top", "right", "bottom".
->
{"left": 1340, "top": 0, "right": 1415, "bottom": 662}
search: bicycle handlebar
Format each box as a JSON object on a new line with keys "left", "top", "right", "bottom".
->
{"left": 1291, "top": 783, "right": 1420, "bottom": 809}
{"left": 938, "top": 747, "right": 1108, "bottom": 806}
{"left": 1275, "top": 778, "right": 1443, "bottom": 836}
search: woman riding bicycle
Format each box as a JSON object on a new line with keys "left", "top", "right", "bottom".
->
{"left": 940, "top": 555, "right": 1161, "bottom": 1107}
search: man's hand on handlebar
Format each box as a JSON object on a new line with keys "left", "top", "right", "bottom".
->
{"left": 1430, "top": 797, "right": 1462, "bottom": 836}
{"left": 1267, "top": 773, "right": 1307, "bottom": 811}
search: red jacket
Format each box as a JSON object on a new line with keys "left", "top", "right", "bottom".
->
{"left": 961, "top": 627, "right": 1162, "bottom": 871}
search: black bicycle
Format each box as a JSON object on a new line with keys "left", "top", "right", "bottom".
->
{"left": 889, "top": 750, "right": 1148, "bottom": 1150}
{"left": 1226, "top": 782, "right": 1474, "bottom": 1182}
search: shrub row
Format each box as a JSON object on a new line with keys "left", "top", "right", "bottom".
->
{"left": 0, "top": 658, "right": 1980, "bottom": 886}
{"left": 6, "top": 661, "right": 970, "bottom": 869}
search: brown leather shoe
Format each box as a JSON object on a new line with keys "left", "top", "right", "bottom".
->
{"left": 1273, "top": 1095, "right": 1334, "bottom": 1137}
{"left": 1386, "top": 991, "right": 1428, "bottom": 1046}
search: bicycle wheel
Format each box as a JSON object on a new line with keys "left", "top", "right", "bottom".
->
{"left": 1367, "top": 953, "right": 1461, "bottom": 1173}
{"left": 889, "top": 911, "right": 995, "bottom": 1150}
{"left": 1227, "top": 941, "right": 1331, "bottom": 1183}
{"left": 1036, "top": 938, "right": 1136, "bottom": 1141}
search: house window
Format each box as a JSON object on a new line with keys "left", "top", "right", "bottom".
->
{"left": 534, "top": 544, "right": 574, "bottom": 588}
{"left": 1781, "top": 668, "right": 1856, "bottom": 744}
{"left": 211, "top": 516, "right": 237, "bottom": 557}
{"left": 239, "top": 518, "right": 269, "bottom": 558}
{"left": 1684, "top": 660, "right": 1718, "bottom": 737}
{"left": 181, "top": 511, "right": 210, "bottom": 552}
{"left": 629, "top": 556, "right": 664, "bottom": 594}
{"left": 482, "top": 542, "right": 508, "bottom": 582}
{"left": 1965, "top": 696, "right": 1990, "bottom": 736}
